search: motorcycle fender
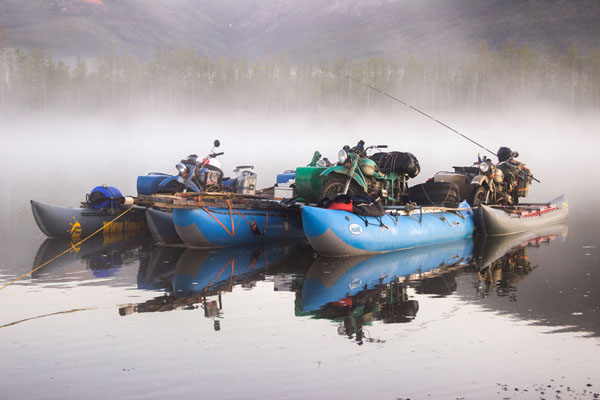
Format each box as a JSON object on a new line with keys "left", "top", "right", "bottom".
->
{"left": 320, "top": 168, "right": 368, "bottom": 193}
{"left": 320, "top": 165, "right": 349, "bottom": 178}
{"left": 158, "top": 176, "right": 201, "bottom": 192}
{"left": 471, "top": 175, "right": 489, "bottom": 186}
{"left": 159, "top": 175, "right": 179, "bottom": 187}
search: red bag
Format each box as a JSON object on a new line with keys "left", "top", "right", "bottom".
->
{"left": 327, "top": 199, "right": 353, "bottom": 212}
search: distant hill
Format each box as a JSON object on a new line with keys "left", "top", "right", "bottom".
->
{"left": 1, "top": 0, "right": 599, "bottom": 61}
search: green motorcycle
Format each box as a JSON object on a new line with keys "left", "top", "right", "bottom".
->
{"left": 296, "top": 141, "right": 420, "bottom": 205}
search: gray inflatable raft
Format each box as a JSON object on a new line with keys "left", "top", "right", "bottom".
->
{"left": 31, "top": 200, "right": 147, "bottom": 239}
{"left": 146, "top": 208, "right": 184, "bottom": 246}
{"left": 476, "top": 194, "right": 569, "bottom": 236}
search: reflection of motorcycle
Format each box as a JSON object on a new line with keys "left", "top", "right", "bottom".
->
{"left": 299, "top": 239, "right": 474, "bottom": 344}
{"left": 136, "top": 140, "right": 257, "bottom": 195}
{"left": 316, "top": 140, "right": 420, "bottom": 204}
{"left": 477, "top": 247, "right": 532, "bottom": 299}
{"left": 474, "top": 224, "right": 568, "bottom": 270}
{"left": 433, "top": 147, "right": 533, "bottom": 206}
{"left": 301, "top": 238, "right": 473, "bottom": 313}
{"left": 473, "top": 224, "right": 568, "bottom": 298}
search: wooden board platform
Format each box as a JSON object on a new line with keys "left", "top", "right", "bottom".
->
{"left": 134, "top": 193, "right": 292, "bottom": 211}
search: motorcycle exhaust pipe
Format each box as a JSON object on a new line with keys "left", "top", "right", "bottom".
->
{"left": 121, "top": 196, "right": 135, "bottom": 206}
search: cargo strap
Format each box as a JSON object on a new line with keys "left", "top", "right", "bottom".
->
{"left": 198, "top": 199, "right": 237, "bottom": 237}
{"left": 231, "top": 208, "right": 269, "bottom": 236}
{"left": 226, "top": 200, "right": 235, "bottom": 235}
{"left": 356, "top": 214, "right": 389, "bottom": 230}
{"left": 243, "top": 248, "right": 262, "bottom": 273}
{"left": 232, "top": 209, "right": 261, "bottom": 236}
{"left": 436, "top": 212, "right": 462, "bottom": 227}
{"left": 203, "top": 257, "right": 235, "bottom": 294}
{"left": 263, "top": 211, "right": 269, "bottom": 234}
{"left": 201, "top": 206, "right": 235, "bottom": 237}
{"left": 200, "top": 200, "right": 270, "bottom": 238}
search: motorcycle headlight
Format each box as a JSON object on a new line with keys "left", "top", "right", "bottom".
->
{"left": 338, "top": 149, "right": 348, "bottom": 164}
{"left": 479, "top": 162, "right": 490, "bottom": 173}
{"left": 176, "top": 162, "right": 189, "bottom": 176}
{"left": 316, "top": 159, "right": 326, "bottom": 167}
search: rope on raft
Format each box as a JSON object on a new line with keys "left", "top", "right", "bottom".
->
{"left": 0, "top": 206, "right": 135, "bottom": 291}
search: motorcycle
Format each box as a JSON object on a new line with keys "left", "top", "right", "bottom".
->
{"left": 469, "top": 156, "right": 512, "bottom": 206}
{"left": 316, "top": 140, "right": 420, "bottom": 205}
{"left": 432, "top": 148, "right": 533, "bottom": 206}
{"left": 136, "top": 140, "right": 257, "bottom": 196}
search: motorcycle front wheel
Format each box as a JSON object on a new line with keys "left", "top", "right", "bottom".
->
{"left": 317, "top": 176, "right": 364, "bottom": 202}
{"left": 470, "top": 186, "right": 489, "bottom": 206}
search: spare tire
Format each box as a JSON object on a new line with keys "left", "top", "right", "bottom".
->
{"left": 408, "top": 181, "right": 460, "bottom": 207}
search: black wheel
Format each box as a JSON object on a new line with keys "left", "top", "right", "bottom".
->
{"left": 317, "top": 176, "right": 365, "bottom": 202}
{"left": 470, "top": 186, "right": 489, "bottom": 206}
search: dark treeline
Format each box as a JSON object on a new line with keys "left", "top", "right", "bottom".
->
{"left": 1, "top": 40, "right": 600, "bottom": 115}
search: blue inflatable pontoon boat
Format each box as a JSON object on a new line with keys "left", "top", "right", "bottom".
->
{"left": 302, "top": 200, "right": 475, "bottom": 257}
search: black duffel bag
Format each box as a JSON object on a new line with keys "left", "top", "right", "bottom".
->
{"left": 352, "top": 195, "right": 385, "bottom": 217}
{"left": 370, "top": 151, "right": 420, "bottom": 178}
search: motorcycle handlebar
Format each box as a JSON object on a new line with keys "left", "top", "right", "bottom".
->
{"left": 212, "top": 152, "right": 225, "bottom": 157}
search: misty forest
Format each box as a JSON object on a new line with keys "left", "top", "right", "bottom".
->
{"left": 2, "top": 39, "right": 600, "bottom": 115}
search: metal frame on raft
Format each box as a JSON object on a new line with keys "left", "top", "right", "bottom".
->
{"left": 382, "top": 204, "right": 473, "bottom": 225}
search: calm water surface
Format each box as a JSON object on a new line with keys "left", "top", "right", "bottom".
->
{"left": 1, "top": 117, "right": 600, "bottom": 399}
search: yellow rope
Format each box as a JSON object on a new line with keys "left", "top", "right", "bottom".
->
{"left": 0, "top": 307, "right": 95, "bottom": 328}
{"left": 0, "top": 206, "right": 135, "bottom": 291}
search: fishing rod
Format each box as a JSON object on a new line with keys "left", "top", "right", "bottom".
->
{"left": 336, "top": 72, "right": 541, "bottom": 183}
{"left": 336, "top": 72, "right": 498, "bottom": 157}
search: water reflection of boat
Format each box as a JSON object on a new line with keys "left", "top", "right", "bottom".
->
{"left": 474, "top": 224, "right": 568, "bottom": 270}
{"left": 32, "top": 233, "right": 151, "bottom": 279}
{"left": 136, "top": 245, "right": 185, "bottom": 290}
{"left": 295, "top": 239, "right": 472, "bottom": 344}
{"left": 301, "top": 238, "right": 474, "bottom": 313}
{"left": 119, "top": 242, "right": 314, "bottom": 322}
{"left": 172, "top": 245, "right": 285, "bottom": 297}
{"left": 473, "top": 224, "right": 569, "bottom": 299}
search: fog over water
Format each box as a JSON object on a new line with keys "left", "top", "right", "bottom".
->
{"left": 2, "top": 107, "right": 598, "bottom": 199}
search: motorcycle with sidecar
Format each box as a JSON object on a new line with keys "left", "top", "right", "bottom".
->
{"left": 431, "top": 148, "right": 533, "bottom": 206}
{"left": 295, "top": 140, "right": 420, "bottom": 205}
